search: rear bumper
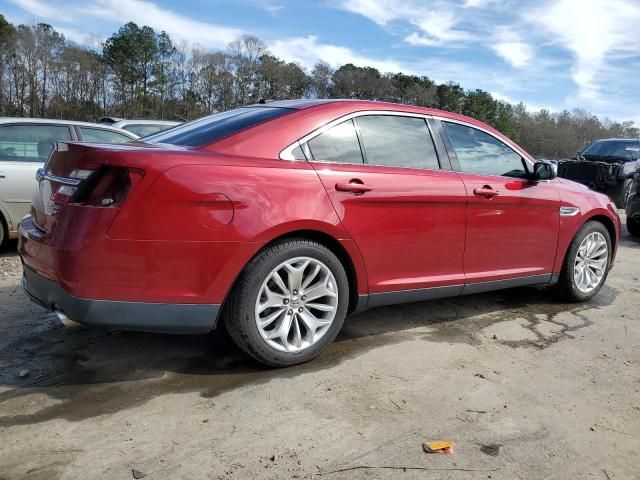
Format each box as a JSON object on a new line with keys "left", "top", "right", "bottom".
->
{"left": 22, "top": 264, "right": 220, "bottom": 334}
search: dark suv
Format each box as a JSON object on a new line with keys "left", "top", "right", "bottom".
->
{"left": 557, "top": 138, "right": 640, "bottom": 208}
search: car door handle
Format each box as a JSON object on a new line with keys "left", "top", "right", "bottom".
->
{"left": 0, "top": 173, "right": 5, "bottom": 179}
{"left": 473, "top": 186, "right": 499, "bottom": 199}
{"left": 335, "top": 181, "right": 373, "bottom": 194}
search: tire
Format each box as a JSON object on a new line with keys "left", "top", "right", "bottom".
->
{"left": 555, "top": 221, "right": 612, "bottom": 302}
{"left": 224, "top": 239, "right": 350, "bottom": 367}
{"left": 611, "top": 178, "right": 633, "bottom": 209}
{"left": 627, "top": 215, "right": 640, "bottom": 237}
{"left": 0, "top": 214, "right": 7, "bottom": 250}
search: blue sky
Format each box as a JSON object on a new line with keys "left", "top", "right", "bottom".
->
{"left": 3, "top": 0, "right": 640, "bottom": 125}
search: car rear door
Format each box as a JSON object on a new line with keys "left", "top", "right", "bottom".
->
{"left": 437, "top": 119, "right": 560, "bottom": 288}
{"left": 0, "top": 123, "right": 74, "bottom": 230}
{"left": 302, "top": 113, "right": 467, "bottom": 303}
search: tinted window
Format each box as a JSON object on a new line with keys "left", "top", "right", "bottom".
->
{"left": 356, "top": 115, "right": 439, "bottom": 170}
{"left": 0, "top": 124, "right": 72, "bottom": 162}
{"left": 144, "top": 107, "right": 292, "bottom": 146}
{"left": 443, "top": 122, "right": 524, "bottom": 177}
{"left": 79, "top": 127, "right": 132, "bottom": 143}
{"left": 307, "top": 119, "right": 363, "bottom": 164}
{"left": 291, "top": 145, "right": 307, "bottom": 160}
{"left": 582, "top": 140, "right": 640, "bottom": 158}
{"left": 123, "top": 124, "right": 170, "bottom": 137}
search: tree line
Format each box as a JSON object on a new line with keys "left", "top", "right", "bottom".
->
{"left": 0, "top": 15, "right": 637, "bottom": 158}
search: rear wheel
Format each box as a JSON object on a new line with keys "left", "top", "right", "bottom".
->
{"left": 225, "top": 239, "right": 349, "bottom": 367}
{"left": 556, "top": 221, "right": 611, "bottom": 302}
{"left": 627, "top": 215, "right": 640, "bottom": 237}
{"left": 0, "top": 214, "right": 7, "bottom": 249}
{"left": 612, "top": 178, "right": 633, "bottom": 208}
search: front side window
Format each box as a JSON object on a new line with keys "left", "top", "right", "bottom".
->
{"left": 0, "top": 124, "right": 72, "bottom": 162}
{"left": 144, "top": 107, "right": 293, "bottom": 147}
{"left": 79, "top": 127, "right": 132, "bottom": 143}
{"left": 356, "top": 115, "right": 439, "bottom": 170}
{"left": 307, "top": 119, "right": 363, "bottom": 164}
{"left": 443, "top": 122, "right": 524, "bottom": 177}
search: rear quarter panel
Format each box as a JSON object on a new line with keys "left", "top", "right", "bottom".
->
{"left": 108, "top": 156, "right": 368, "bottom": 301}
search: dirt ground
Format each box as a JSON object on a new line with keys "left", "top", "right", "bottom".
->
{"left": 1, "top": 215, "right": 639, "bottom": 480}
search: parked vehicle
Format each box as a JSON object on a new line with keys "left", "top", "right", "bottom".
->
{"left": 0, "top": 118, "right": 138, "bottom": 248}
{"left": 557, "top": 138, "right": 640, "bottom": 208}
{"left": 19, "top": 100, "right": 620, "bottom": 366}
{"left": 108, "top": 119, "right": 181, "bottom": 137}
{"left": 625, "top": 168, "right": 640, "bottom": 237}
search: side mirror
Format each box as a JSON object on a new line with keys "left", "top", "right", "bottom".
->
{"left": 533, "top": 161, "right": 556, "bottom": 181}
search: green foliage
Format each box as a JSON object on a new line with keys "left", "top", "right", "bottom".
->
{"left": 0, "top": 19, "right": 637, "bottom": 157}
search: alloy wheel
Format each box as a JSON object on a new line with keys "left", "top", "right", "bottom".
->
{"left": 573, "top": 232, "right": 608, "bottom": 294}
{"left": 255, "top": 257, "right": 339, "bottom": 352}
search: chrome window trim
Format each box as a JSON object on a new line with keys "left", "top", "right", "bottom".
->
{"left": 280, "top": 110, "right": 444, "bottom": 173}
{"left": 280, "top": 110, "right": 436, "bottom": 160}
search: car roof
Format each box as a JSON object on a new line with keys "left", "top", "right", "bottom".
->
{"left": 110, "top": 119, "right": 181, "bottom": 127}
{"left": 0, "top": 117, "right": 138, "bottom": 137}
{"left": 590, "top": 138, "right": 640, "bottom": 143}
{"left": 247, "top": 99, "right": 485, "bottom": 124}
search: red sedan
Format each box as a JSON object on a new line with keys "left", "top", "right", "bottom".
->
{"left": 19, "top": 100, "right": 621, "bottom": 366}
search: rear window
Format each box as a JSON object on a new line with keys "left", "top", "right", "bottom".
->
{"left": 0, "top": 124, "right": 73, "bottom": 162}
{"left": 144, "top": 107, "right": 293, "bottom": 147}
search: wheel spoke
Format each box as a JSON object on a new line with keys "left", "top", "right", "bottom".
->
{"left": 256, "top": 256, "right": 339, "bottom": 353}
{"left": 573, "top": 231, "right": 608, "bottom": 294}
{"left": 271, "top": 271, "right": 290, "bottom": 295}
{"left": 261, "top": 307, "right": 286, "bottom": 329}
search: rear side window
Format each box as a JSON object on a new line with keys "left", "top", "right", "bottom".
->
{"left": 0, "top": 124, "right": 72, "bottom": 162}
{"left": 356, "top": 115, "right": 439, "bottom": 170}
{"left": 443, "top": 122, "right": 524, "bottom": 177}
{"left": 144, "top": 107, "right": 292, "bottom": 147}
{"left": 307, "top": 119, "right": 363, "bottom": 164}
{"left": 79, "top": 127, "right": 132, "bottom": 143}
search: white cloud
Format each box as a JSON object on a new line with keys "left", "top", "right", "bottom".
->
{"left": 85, "top": 0, "right": 243, "bottom": 48}
{"left": 463, "top": 0, "right": 499, "bottom": 7}
{"left": 492, "top": 29, "right": 533, "bottom": 68}
{"left": 269, "top": 35, "right": 405, "bottom": 73}
{"left": 11, "top": 0, "right": 244, "bottom": 49}
{"left": 9, "top": 0, "right": 69, "bottom": 19}
{"left": 531, "top": 0, "right": 640, "bottom": 103}
{"left": 336, "top": 0, "right": 475, "bottom": 47}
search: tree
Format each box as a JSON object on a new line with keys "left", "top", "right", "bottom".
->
{"left": 330, "top": 64, "right": 391, "bottom": 99}
{"left": 228, "top": 35, "right": 267, "bottom": 105}
{"left": 436, "top": 82, "right": 465, "bottom": 113}
{"left": 310, "top": 61, "right": 333, "bottom": 99}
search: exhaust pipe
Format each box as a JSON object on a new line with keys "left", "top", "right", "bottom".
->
{"left": 54, "top": 309, "right": 82, "bottom": 329}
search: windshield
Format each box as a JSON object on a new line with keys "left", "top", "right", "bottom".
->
{"left": 581, "top": 140, "right": 640, "bottom": 158}
{"left": 143, "top": 106, "right": 293, "bottom": 147}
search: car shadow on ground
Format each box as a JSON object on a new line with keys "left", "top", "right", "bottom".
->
{"left": 0, "top": 272, "right": 617, "bottom": 426}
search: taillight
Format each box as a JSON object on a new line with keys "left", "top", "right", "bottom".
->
{"left": 47, "top": 167, "right": 144, "bottom": 207}
{"left": 70, "top": 167, "right": 144, "bottom": 207}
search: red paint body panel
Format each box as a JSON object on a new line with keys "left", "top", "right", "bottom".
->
{"left": 18, "top": 100, "right": 620, "bottom": 316}
{"left": 459, "top": 174, "right": 561, "bottom": 282}
{"left": 312, "top": 162, "right": 467, "bottom": 292}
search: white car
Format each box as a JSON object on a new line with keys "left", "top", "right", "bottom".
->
{"left": 103, "top": 118, "right": 181, "bottom": 137}
{"left": 0, "top": 118, "right": 138, "bottom": 247}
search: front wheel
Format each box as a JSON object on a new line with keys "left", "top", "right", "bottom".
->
{"left": 612, "top": 178, "right": 633, "bottom": 208}
{"left": 555, "top": 221, "right": 611, "bottom": 302}
{"left": 225, "top": 239, "right": 349, "bottom": 367}
{"left": 627, "top": 215, "right": 640, "bottom": 237}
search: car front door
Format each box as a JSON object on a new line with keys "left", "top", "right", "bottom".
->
{"left": 300, "top": 113, "right": 468, "bottom": 304}
{"left": 438, "top": 120, "right": 560, "bottom": 288}
{"left": 0, "top": 124, "right": 74, "bottom": 230}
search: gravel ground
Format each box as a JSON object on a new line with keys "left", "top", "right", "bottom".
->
{"left": 0, "top": 216, "right": 639, "bottom": 480}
